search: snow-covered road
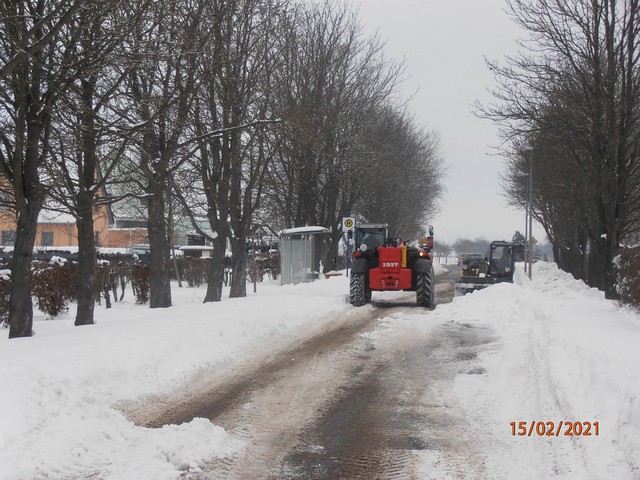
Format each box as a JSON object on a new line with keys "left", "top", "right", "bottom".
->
{"left": 122, "top": 271, "right": 476, "bottom": 478}
{"left": 0, "top": 262, "right": 638, "bottom": 479}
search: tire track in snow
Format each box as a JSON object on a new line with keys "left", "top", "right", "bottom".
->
{"left": 123, "top": 269, "right": 479, "bottom": 479}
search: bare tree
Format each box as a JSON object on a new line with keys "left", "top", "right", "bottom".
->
{"left": 122, "top": 0, "right": 205, "bottom": 308}
{"left": 178, "top": 0, "right": 286, "bottom": 301}
{"left": 0, "top": 0, "right": 85, "bottom": 80}
{"left": 45, "top": 0, "right": 146, "bottom": 326}
{"left": 433, "top": 240, "right": 453, "bottom": 263}
{"left": 267, "top": 1, "right": 409, "bottom": 271}
{"left": 453, "top": 237, "right": 491, "bottom": 257}
{"left": 355, "top": 105, "right": 444, "bottom": 240}
{"left": 502, "top": 132, "right": 595, "bottom": 279}
{"left": 479, "top": 0, "right": 640, "bottom": 297}
{"left": 0, "top": 0, "right": 90, "bottom": 338}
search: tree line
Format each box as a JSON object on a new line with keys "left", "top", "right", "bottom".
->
{"left": 0, "top": 0, "right": 444, "bottom": 338}
{"left": 480, "top": 0, "right": 640, "bottom": 298}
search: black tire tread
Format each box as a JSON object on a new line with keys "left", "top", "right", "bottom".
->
{"left": 416, "top": 265, "right": 435, "bottom": 308}
{"left": 350, "top": 272, "right": 366, "bottom": 306}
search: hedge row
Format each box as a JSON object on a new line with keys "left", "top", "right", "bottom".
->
{"left": 0, "top": 253, "right": 281, "bottom": 325}
{"left": 0, "top": 260, "right": 150, "bottom": 322}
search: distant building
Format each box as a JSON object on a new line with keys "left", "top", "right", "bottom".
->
{"left": 0, "top": 175, "right": 149, "bottom": 250}
{"left": 0, "top": 205, "right": 149, "bottom": 251}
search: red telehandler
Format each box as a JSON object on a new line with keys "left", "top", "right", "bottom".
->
{"left": 349, "top": 223, "right": 435, "bottom": 308}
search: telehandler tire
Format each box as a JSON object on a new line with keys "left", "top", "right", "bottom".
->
{"left": 416, "top": 265, "right": 435, "bottom": 308}
{"left": 350, "top": 272, "right": 366, "bottom": 306}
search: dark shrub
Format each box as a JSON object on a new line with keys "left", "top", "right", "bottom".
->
{"left": 32, "top": 261, "right": 77, "bottom": 318}
{"left": 96, "top": 262, "right": 131, "bottom": 308}
{"left": 0, "top": 273, "right": 10, "bottom": 326}
{"left": 173, "top": 257, "right": 210, "bottom": 287}
{"left": 618, "top": 246, "right": 640, "bottom": 310}
{"left": 131, "top": 264, "right": 150, "bottom": 304}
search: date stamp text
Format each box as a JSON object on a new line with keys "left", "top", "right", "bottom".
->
{"left": 510, "top": 421, "right": 600, "bottom": 437}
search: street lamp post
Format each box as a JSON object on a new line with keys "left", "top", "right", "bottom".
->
{"left": 522, "top": 145, "right": 534, "bottom": 280}
{"left": 524, "top": 198, "right": 528, "bottom": 274}
{"left": 528, "top": 149, "right": 533, "bottom": 280}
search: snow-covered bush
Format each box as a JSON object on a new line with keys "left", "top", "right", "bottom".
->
{"left": 247, "top": 251, "right": 280, "bottom": 283}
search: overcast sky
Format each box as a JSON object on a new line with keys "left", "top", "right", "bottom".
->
{"left": 342, "top": 0, "right": 532, "bottom": 245}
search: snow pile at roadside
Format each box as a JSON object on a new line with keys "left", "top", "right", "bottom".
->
{"left": 434, "top": 262, "right": 640, "bottom": 479}
{"left": 0, "top": 275, "right": 352, "bottom": 480}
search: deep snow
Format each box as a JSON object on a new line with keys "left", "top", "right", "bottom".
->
{"left": 0, "top": 263, "right": 638, "bottom": 479}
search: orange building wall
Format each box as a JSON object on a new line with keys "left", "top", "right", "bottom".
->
{"left": 101, "top": 228, "right": 149, "bottom": 249}
{"left": 0, "top": 205, "right": 148, "bottom": 250}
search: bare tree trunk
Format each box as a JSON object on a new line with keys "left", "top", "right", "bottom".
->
{"left": 74, "top": 74, "right": 99, "bottom": 326}
{"left": 172, "top": 249, "right": 183, "bottom": 288}
{"left": 323, "top": 230, "right": 341, "bottom": 273}
{"left": 589, "top": 233, "right": 619, "bottom": 298}
{"left": 148, "top": 184, "right": 172, "bottom": 308}
{"left": 8, "top": 206, "right": 40, "bottom": 338}
{"left": 166, "top": 195, "right": 182, "bottom": 288}
{"left": 75, "top": 200, "right": 97, "bottom": 325}
{"left": 204, "top": 235, "right": 227, "bottom": 302}
{"left": 229, "top": 236, "right": 247, "bottom": 298}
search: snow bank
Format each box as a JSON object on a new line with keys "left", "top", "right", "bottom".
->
{"left": 432, "top": 262, "right": 640, "bottom": 478}
{"left": 0, "top": 276, "right": 351, "bottom": 479}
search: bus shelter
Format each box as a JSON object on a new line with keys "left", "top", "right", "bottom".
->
{"left": 279, "top": 226, "right": 330, "bottom": 285}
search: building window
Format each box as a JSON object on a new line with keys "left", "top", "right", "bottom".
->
{"left": 2, "top": 230, "right": 16, "bottom": 246}
{"left": 41, "top": 231, "right": 54, "bottom": 247}
{"left": 0, "top": 191, "right": 11, "bottom": 211}
{"left": 187, "top": 233, "right": 205, "bottom": 246}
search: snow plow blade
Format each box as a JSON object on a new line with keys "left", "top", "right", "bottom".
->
{"left": 454, "top": 277, "right": 495, "bottom": 296}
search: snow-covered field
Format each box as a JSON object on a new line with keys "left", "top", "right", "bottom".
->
{"left": 0, "top": 263, "right": 638, "bottom": 479}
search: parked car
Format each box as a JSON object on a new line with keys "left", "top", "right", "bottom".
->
{"left": 460, "top": 253, "right": 486, "bottom": 276}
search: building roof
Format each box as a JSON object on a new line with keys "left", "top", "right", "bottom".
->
{"left": 280, "top": 226, "right": 329, "bottom": 237}
{"left": 38, "top": 210, "right": 76, "bottom": 224}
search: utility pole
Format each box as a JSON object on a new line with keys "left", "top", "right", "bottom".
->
{"left": 524, "top": 201, "right": 528, "bottom": 274}
{"left": 523, "top": 144, "right": 533, "bottom": 277}
{"left": 528, "top": 150, "right": 533, "bottom": 280}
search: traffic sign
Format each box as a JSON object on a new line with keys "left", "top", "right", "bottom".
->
{"left": 342, "top": 217, "right": 355, "bottom": 232}
{"left": 529, "top": 236, "right": 538, "bottom": 246}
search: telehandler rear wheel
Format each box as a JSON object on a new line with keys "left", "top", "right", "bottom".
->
{"left": 350, "top": 272, "right": 366, "bottom": 306}
{"left": 416, "top": 265, "right": 435, "bottom": 308}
